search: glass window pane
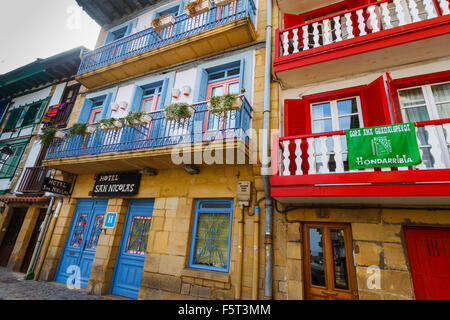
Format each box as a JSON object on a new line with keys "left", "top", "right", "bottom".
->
{"left": 330, "top": 229, "right": 349, "bottom": 290}
{"left": 312, "top": 103, "right": 331, "bottom": 119}
{"left": 142, "top": 99, "right": 153, "bottom": 113}
{"left": 126, "top": 216, "right": 152, "bottom": 255}
{"left": 87, "top": 215, "right": 104, "bottom": 250}
{"left": 402, "top": 107, "right": 430, "bottom": 122}
{"left": 339, "top": 115, "right": 360, "bottom": 130}
{"left": 228, "top": 68, "right": 240, "bottom": 76}
{"left": 309, "top": 228, "right": 326, "bottom": 287}
{"left": 70, "top": 214, "right": 88, "bottom": 247}
{"left": 92, "top": 111, "right": 102, "bottom": 123}
{"left": 313, "top": 119, "right": 332, "bottom": 133}
{"left": 211, "top": 86, "right": 223, "bottom": 97}
{"left": 228, "top": 82, "right": 239, "bottom": 95}
{"left": 193, "top": 212, "right": 230, "bottom": 269}
{"left": 431, "top": 83, "right": 450, "bottom": 103}
{"left": 436, "top": 102, "right": 450, "bottom": 119}
{"left": 208, "top": 72, "right": 226, "bottom": 81}
{"left": 337, "top": 98, "right": 358, "bottom": 115}
{"left": 399, "top": 88, "right": 426, "bottom": 108}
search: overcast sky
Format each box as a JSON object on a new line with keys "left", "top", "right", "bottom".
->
{"left": 0, "top": 0, "right": 100, "bottom": 74}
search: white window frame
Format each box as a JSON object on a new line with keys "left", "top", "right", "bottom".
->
{"left": 310, "top": 96, "right": 364, "bottom": 133}
{"left": 398, "top": 81, "right": 450, "bottom": 122}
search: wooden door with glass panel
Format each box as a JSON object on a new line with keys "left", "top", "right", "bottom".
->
{"left": 303, "top": 223, "right": 358, "bottom": 300}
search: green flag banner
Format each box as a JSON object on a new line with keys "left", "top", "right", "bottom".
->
{"left": 346, "top": 123, "right": 422, "bottom": 170}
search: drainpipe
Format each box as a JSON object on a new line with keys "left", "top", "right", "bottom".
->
{"left": 25, "top": 196, "right": 61, "bottom": 279}
{"left": 261, "top": 0, "right": 273, "bottom": 300}
{"left": 252, "top": 200, "right": 262, "bottom": 300}
{"left": 236, "top": 204, "right": 245, "bottom": 300}
{"left": 33, "top": 196, "right": 63, "bottom": 280}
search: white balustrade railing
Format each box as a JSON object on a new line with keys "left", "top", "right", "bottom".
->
{"left": 278, "top": 0, "right": 450, "bottom": 57}
{"left": 278, "top": 121, "right": 450, "bottom": 177}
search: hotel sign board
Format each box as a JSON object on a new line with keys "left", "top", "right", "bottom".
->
{"left": 346, "top": 123, "right": 422, "bottom": 170}
{"left": 41, "top": 178, "right": 72, "bottom": 196}
{"left": 92, "top": 172, "right": 141, "bottom": 197}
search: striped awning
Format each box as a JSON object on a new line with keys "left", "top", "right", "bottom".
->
{"left": 0, "top": 196, "right": 50, "bottom": 203}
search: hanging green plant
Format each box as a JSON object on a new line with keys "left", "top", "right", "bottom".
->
{"left": 164, "top": 103, "right": 193, "bottom": 123}
{"left": 207, "top": 93, "right": 241, "bottom": 116}
{"left": 124, "top": 111, "right": 149, "bottom": 127}
{"left": 97, "top": 118, "right": 116, "bottom": 130}
{"left": 68, "top": 123, "right": 88, "bottom": 136}
{"left": 39, "top": 127, "right": 59, "bottom": 147}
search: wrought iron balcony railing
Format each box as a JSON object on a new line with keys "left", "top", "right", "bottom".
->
{"left": 16, "top": 166, "right": 49, "bottom": 195}
{"left": 78, "top": 0, "right": 256, "bottom": 75}
{"left": 44, "top": 96, "right": 252, "bottom": 160}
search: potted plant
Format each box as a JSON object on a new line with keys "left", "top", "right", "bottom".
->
{"left": 185, "top": 0, "right": 212, "bottom": 17}
{"left": 39, "top": 127, "right": 62, "bottom": 147}
{"left": 152, "top": 14, "right": 176, "bottom": 31}
{"left": 97, "top": 118, "right": 116, "bottom": 130}
{"left": 69, "top": 123, "right": 89, "bottom": 136}
{"left": 164, "top": 103, "right": 194, "bottom": 123}
{"left": 124, "top": 112, "right": 151, "bottom": 127}
{"left": 207, "top": 93, "right": 242, "bottom": 116}
{"left": 214, "top": 0, "right": 234, "bottom": 7}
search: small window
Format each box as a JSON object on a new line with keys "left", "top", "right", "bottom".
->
{"left": 189, "top": 199, "right": 234, "bottom": 272}
{"left": 311, "top": 97, "right": 362, "bottom": 133}
{"left": 399, "top": 82, "right": 450, "bottom": 122}
{"left": 141, "top": 84, "right": 162, "bottom": 113}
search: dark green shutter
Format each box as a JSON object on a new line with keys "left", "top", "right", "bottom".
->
{"left": 0, "top": 143, "right": 26, "bottom": 178}
{"left": 21, "top": 103, "right": 40, "bottom": 127}
{"left": 3, "top": 108, "right": 23, "bottom": 131}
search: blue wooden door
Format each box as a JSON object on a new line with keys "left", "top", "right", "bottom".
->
{"left": 111, "top": 200, "right": 154, "bottom": 299}
{"left": 55, "top": 199, "right": 107, "bottom": 288}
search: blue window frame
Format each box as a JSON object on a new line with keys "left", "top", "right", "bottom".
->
{"left": 105, "top": 20, "right": 137, "bottom": 44}
{"left": 188, "top": 199, "right": 234, "bottom": 272}
{"left": 77, "top": 93, "right": 113, "bottom": 123}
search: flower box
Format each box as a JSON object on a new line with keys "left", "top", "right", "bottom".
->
{"left": 54, "top": 130, "right": 67, "bottom": 139}
{"left": 86, "top": 125, "right": 96, "bottom": 134}
{"left": 185, "top": 0, "right": 212, "bottom": 17}
{"left": 207, "top": 94, "right": 242, "bottom": 116}
{"left": 152, "top": 14, "right": 176, "bottom": 31}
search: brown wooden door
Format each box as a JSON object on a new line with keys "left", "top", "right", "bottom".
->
{"left": 0, "top": 208, "right": 27, "bottom": 267}
{"left": 20, "top": 209, "right": 47, "bottom": 273}
{"left": 303, "top": 223, "right": 358, "bottom": 300}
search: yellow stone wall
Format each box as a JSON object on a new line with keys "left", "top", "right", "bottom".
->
{"left": 272, "top": 205, "right": 450, "bottom": 300}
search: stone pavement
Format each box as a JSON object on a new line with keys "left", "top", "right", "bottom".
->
{"left": 0, "top": 267, "right": 104, "bottom": 300}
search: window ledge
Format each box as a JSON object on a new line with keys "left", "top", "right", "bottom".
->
{"left": 181, "top": 268, "right": 230, "bottom": 284}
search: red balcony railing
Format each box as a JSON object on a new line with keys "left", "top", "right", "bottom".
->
{"left": 16, "top": 166, "right": 49, "bottom": 195}
{"left": 272, "top": 119, "right": 450, "bottom": 198}
{"left": 275, "top": 0, "right": 450, "bottom": 63}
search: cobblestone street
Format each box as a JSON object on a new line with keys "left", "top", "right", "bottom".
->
{"left": 0, "top": 268, "right": 104, "bottom": 300}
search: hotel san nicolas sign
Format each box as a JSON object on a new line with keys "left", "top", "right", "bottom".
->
{"left": 346, "top": 123, "right": 422, "bottom": 170}
{"left": 41, "top": 178, "right": 72, "bottom": 196}
{"left": 92, "top": 172, "right": 141, "bottom": 197}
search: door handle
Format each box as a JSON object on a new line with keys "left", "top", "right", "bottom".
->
{"left": 321, "top": 290, "right": 338, "bottom": 296}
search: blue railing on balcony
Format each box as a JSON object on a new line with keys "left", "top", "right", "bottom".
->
{"left": 78, "top": 0, "right": 256, "bottom": 74}
{"left": 44, "top": 96, "right": 252, "bottom": 160}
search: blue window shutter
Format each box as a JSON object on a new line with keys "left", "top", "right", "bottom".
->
{"left": 239, "top": 58, "right": 245, "bottom": 93}
{"left": 105, "top": 31, "right": 115, "bottom": 44}
{"left": 195, "top": 69, "right": 209, "bottom": 102}
{"left": 130, "top": 85, "right": 144, "bottom": 112}
{"left": 101, "top": 93, "right": 113, "bottom": 119}
{"left": 125, "top": 20, "right": 137, "bottom": 36}
{"left": 158, "top": 78, "right": 169, "bottom": 110}
{"left": 77, "top": 98, "right": 93, "bottom": 123}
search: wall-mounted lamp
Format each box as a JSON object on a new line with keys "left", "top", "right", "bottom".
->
{"left": 0, "top": 145, "right": 14, "bottom": 164}
{"left": 182, "top": 164, "right": 200, "bottom": 175}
